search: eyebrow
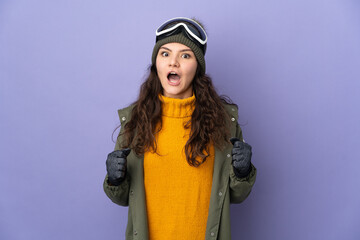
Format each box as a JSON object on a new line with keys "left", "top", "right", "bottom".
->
{"left": 160, "top": 46, "right": 192, "bottom": 52}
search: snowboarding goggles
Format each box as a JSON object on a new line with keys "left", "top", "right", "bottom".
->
{"left": 155, "top": 17, "right": 208, "bottom": 54}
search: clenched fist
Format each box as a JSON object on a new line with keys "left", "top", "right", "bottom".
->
{"left": 230, "top": 138, "right": 252, "bottom": 178}
{"left": 106, "top": 148, "right": 131, "bottom": 186}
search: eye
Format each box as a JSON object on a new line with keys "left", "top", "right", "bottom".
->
{"left": 182, "top": 53, "right": 191, "bottom": 59}
{"left": 161, "top": 51, "right": 169, "bottom": 57}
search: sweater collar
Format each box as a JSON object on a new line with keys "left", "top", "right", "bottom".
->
{"left": 159, "top": 94, "right": 196, "bottom": 118}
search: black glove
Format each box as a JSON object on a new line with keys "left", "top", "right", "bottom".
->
{"left": 106, "top": 148, "right": 131, "bottom": 186}
{"left": 230, "top": 138, "right": 252, "bottom": 178}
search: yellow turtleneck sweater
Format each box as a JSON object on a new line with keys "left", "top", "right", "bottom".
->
{"left": 144, "top": 94, "right": 215, "bottom": 240}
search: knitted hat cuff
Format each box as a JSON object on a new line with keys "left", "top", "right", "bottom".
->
{"left": 151, "top": 34, "right": 206, "bottom": 74}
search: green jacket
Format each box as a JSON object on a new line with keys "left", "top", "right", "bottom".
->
{"left": 103, "top": 103, "right": 257, "bottom": 240}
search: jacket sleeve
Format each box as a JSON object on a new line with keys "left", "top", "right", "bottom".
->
{"left": 103, "top": 115, "right": 130, "bottom": 207}
{"left": 229, "top": 122, "right": 257, "bottom": 204}
{"left": 103, "top": 173, "right": 130, "bottom": 206}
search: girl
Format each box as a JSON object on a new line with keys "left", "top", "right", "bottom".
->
{"left": 104, "top": 17, "right": 257, "bottom": 240}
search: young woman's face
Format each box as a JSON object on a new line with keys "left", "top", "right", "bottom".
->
{"left": 156, "top": 42, "right": 198, "bottom": 99}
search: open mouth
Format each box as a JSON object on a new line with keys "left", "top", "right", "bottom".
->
{"left": 167, "top": 72, "right": 181, "bottom": 85}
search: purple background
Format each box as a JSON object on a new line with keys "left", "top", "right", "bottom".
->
{"left": 1, "top": 0, "right": 359, "bottom": 239}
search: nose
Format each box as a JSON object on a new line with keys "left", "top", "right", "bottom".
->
{"left": 169, "top": 55, "right": 179, "bottom": 67}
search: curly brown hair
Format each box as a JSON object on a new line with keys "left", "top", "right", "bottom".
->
{"left": 114, "top": 64, "right": 234, "bottom": 167}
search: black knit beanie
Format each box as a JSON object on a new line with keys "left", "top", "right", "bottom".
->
{"left": 151, "top": 33, "right": 206, "bottom": 74}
